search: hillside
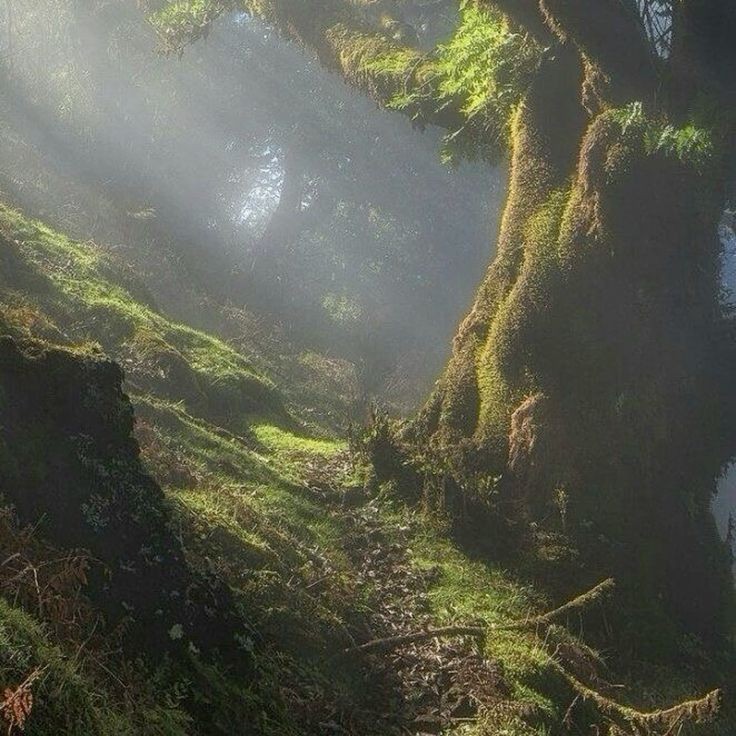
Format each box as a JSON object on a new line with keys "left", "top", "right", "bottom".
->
{"left": 0, "top": 205, "right": 733, "bottom": 735}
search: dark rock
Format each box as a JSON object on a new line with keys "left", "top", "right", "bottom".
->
{"left": 0, "top": 336, "right": 243, "bottom": 663}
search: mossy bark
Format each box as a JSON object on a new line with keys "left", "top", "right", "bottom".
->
{"left": 417, "top": 30, "right": 736, "bottom": 636}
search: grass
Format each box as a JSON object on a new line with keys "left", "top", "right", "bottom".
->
{"left": 0, "top": 203, "right": 279, "bottom": 424}
{"left": 370, "top": 505, "right": 563, "bottom": 733}
{"left": 251, "top": 421, "right": 343, "bottom": 457}
{"left": 0, "top": 202, "right": 359, "bottom": 733}
{"left": 367, "top": 496, "right": 736, "bottom": 735}
{"left": 0, "top": 596, "right": 192, "bottom": 735}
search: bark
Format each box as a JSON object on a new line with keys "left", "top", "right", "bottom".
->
{"left": 669, "top": 0, "right": 736, "bottom": 123}
{"left": 539, "top": 0, "right": 658, "bottom": 102}
{"left": 414, "top": 12, "right": 736, "bottom": 637}
{"left": 258, "top": 143, "right": 309, "bottom": 253}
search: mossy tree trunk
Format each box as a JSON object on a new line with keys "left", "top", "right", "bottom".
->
{"left": 417, "top": 1, "right": 736, "bottom": 636}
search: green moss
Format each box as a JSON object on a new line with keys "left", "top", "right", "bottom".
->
{"left": 251, "top": 421, "right": 342, "bottom": 457}
{"left": 132, "top": 390, "right": 348, "bottom": 572}
{"left": 0, "top": 203, "right": 280, "bottom": 422}
{"left": 407, "top": 524, "right": 560, "bottom": 724}
{"left": 0, "top": 201, "right": 369, "bottom": 733}
{"left": 475, "top": 188, "right": 570, "bottom": 446}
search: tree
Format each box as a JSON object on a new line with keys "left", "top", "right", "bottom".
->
{"left": 151, "top": 0, "right": 736, "bottom": 638}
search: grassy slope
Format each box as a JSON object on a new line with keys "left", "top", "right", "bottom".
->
{"left": 0, "top": 202, "right": 357, "bottom": 732}
{"left": 0, "top": 203, "right": 732, "bottom": 735}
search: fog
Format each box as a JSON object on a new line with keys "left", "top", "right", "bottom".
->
{"left": 0, "top": 1, "right": 501, "bottom": 407}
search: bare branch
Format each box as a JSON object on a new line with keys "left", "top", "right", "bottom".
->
{"left": 344, "top": 578, "right": 615, "bottom": 654}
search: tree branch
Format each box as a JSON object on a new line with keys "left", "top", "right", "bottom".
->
{"left": 539, "top": 0, "right": 658, "bottom": 102}
{"left": 343, "top": 578, "right": 615, "bottom": 655}
{"left": 520, "top": 577, "right": 615, "bottom": 628}
{"left": 151, "top": 0, "right": 466, "bottom": 132}
{"left": 343, "top": 624, "right": 486, "bottom": 655}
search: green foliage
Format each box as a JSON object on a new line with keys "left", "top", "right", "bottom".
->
{"left": 433, "top": 1, "right": 540, "bottom": 163}
{"left": 0, "top": 599, "right": 191, "bottom": 735}
{"left": 0, "top": 204, "right": 281, "bottom": 422}
{"left": 338, "top": 28, "right": 421, "bottom": 87}
{"left": 610, "top": 102, "right": 715, "bottom": 168}
{"left": 357, "top": 0, "right": 540, "bottom": 162}
{"left": 408, "top": 527, "right": 561, "bottom": 725}
{"left": 369, "top": 0, "right": 540, "bottom": 163}
{"left": 150, "top": 0, "right": 230, "bottom": 55}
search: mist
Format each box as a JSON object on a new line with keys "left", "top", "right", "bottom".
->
{"left": 716, "top": 215, "right": 736, "bottom": 538}
{"left": 3, "top": 3, "right": 736, "bottom": 732}
{"left": 0, "top": 1, "right": 502, "bottom": 411}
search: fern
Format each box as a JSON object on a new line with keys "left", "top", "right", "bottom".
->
{"left": 149, "top": 0, "right": 230, "bottom": 55}
{"left": 611, "top": 102, "right": 715, "bottom": 168}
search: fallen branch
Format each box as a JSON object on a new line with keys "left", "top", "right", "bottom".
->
{"left": 344, "top": 625, "right": 485, "bottom": 655}
{"left": 511, "top": 578, "right": 615, "bottom": 630}
{"left": 344, "top": 578, "right": 615, "bottom": 655}
{"left": 559, "top": 665, "right": 721, "bottom": 736}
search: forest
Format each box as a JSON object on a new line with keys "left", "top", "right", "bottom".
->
{"left": 0, "top": 0, "right": 735, "bottom": 734}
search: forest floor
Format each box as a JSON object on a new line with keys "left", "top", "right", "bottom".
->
{"left": 297, "top": 453, "right": 514, "bottom": 735}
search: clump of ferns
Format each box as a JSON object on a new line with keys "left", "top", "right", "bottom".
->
{"left": 357, "top": 402, "right": 498, "bottom": 521}
{"left": 361, "top": 403, "right": 415, "bottom": 489}
{"left": 609, "top": 101, "right": 716, "bottom": 170}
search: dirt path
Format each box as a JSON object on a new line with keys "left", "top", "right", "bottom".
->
{"left": 342, "top": 503, "right": 508, "bottom": 735}
{"left": 300, "top": 452, "right": 509, "bottom": 735}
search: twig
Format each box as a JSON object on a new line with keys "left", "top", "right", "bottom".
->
{"left": 344, "top": 578, "right": 616, "bottom": 655}
{"left": 343, "top": 625, "right": 485, "bottom": 655}
{"left": 513, "top": 578, "right": 615, "bottom": 630}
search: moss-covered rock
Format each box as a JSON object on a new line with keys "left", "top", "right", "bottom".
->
{"left": 0, "top": 336, "right": 242, "bottom": 660}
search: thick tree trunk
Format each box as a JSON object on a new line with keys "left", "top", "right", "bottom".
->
{"left": 415, "top": 44, "right": 736, "bottom": 637}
